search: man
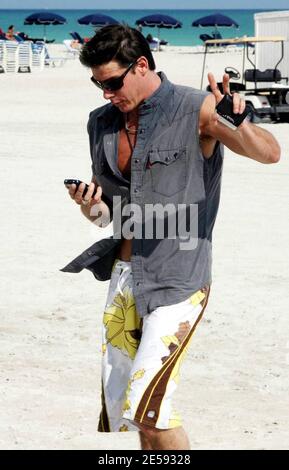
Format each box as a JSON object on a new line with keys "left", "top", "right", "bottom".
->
{"left": 63, "top": 25, "right": 280, "bottom": 450}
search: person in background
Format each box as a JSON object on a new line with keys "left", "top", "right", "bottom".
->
{"left": 6, "top": 25, "right": 17, "bottom": 41}
{"left": 0, "top": 28, "right": 6, "bottom": 40}
{"left": 70, "top": 39, "right": 81, "bottom": 50}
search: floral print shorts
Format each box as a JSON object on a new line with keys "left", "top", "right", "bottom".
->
{"left": 98, "top": 259, "right": 210, "bottom": 433}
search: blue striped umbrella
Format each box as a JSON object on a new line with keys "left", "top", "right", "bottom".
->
{"left": 192, "top": 13, "right": 239, "bottom": 36}
{"left": 136, "top": 14, "right": 182, "bottom": 29}
{"left": 136, "top": 14, "right": 182, "bottom": 51}
{"left": 78, "top": 13, "right": 119, "bottom": 27}
{"left": 24, "top": 12, "right": 67, "bottom": 41}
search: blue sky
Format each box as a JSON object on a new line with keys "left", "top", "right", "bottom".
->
{"left": 1, "top": 0, "right": 289, "bottom": 9}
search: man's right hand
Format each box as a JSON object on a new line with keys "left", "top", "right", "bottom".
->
{"left": 67, "top": 182, "right": 102, "bottom": 206}
{"left": 66, "top": 181, "right": 110, "bottom": 226}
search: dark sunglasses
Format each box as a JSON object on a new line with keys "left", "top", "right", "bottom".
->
{"left": 90, "top": 61, "right": 137, "bottom": 92}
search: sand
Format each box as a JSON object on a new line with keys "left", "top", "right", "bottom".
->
{"left": 0, "top": 44, "right": 288, "bottom": 450}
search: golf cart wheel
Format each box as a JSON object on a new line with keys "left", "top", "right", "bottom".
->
{"left": 278, "top": 113, "right": 289, "bottom": 123}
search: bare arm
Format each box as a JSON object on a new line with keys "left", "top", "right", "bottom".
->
{"left": 199, "top": 74, "right": 281, "bottom": 164}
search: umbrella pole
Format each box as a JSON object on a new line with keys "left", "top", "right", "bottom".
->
{"left": 213, "top": 25, "right": 217, "bottom": 49}
{"left": 43, "top": 24, "right": 46, "bottom": 42}
{"left": 242, "top": 43, "right": 246, "bottom": 85}
{"left": 201, "top": 44, "right": 208, "bottom": 89}
{"left": 158, "top": 27, "right": 160, "bottom": 52}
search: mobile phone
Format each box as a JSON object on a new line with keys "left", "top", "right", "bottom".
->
{"left": 216, "top": 94, "right": 250, "bottom": 130}
{"left": 64, "top": 179, "right": 97, "bottom": 198}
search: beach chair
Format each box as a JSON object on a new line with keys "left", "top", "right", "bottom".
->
{"left": 31, "top": 42, "right": 46, "bottom": 70}
{"left": 200, "top": 33, "right": 214, "bottom": 43}
{"left": 45, "top": 51, "right": 66, "bottom": 67}
{"left": 5, "top": 41, "right": 18, "bottom": 73}
{"left": 149, "top": 40, "right": 159, "bottom": 52}
{"left": 63, "top": 39, "right": 79, "bottom": 57}
{"left": 18, "top": 41, "right": 32, "bottom": 72}
{"left": 34, "top": 42, "right": 66, "bottom": 67}
{"left": 200, "top": 31, "right": 222, "bottom": 44}
{"left": 70, "top": 31, "right": 85, "bottom": 44}
{"left": 0, "top": 40, "right": 6, "bottom": 72}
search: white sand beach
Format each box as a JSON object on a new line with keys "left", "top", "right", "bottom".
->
{"left": 0, "top": 44, "right": 288, "bottom": 450}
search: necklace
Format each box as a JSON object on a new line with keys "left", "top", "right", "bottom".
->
{"left": 124, "top": 113, "right": 138, "bottom": 135}
{"left": 123, "top": 113, "right": 138, "bottom": 158}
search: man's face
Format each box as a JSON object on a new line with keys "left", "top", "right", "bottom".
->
{"left": 91, "top": 60, "right": 142, "bottom": 113}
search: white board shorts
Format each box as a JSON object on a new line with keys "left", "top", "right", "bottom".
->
{"left": 98, "top": 259, "right": 210, "bottom": 433}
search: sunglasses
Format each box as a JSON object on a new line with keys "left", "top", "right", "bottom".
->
{"left": 90, "top": 61, "right": 137, "bottom": 92}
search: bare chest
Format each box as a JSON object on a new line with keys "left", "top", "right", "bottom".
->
{"left": 117, "top": 128, "right": 137, "bottom": 177}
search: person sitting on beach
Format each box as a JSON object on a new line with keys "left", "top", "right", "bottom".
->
{"left": 70, "top": 39, "right": 81, "bottom": 50}
{"left": 0, "top": 28, "right": 6, "bottom": 40}
{"left": 146, "top": 33, "right": 153, "bottom": 43}
{"left": 64, "top": 24, "right": 280, "bottom": 450}
{"left": 146, "top": 33, "right": 168, "bottom": 46}
{"left": 6, "top": 25, "right": 17, "bottom": 41}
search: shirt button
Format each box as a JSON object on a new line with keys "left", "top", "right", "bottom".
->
{"left": 133, "top": 252, "right": 139, "bottom": 256}
{"left": 87, "top": 250, "right": 93, "bottom": 255}
{"left": 136, "top": 282, "right": 141, "bottom": 286}
{"left": 134, "top": 188, "right": 139, "bottom": 193}
{"left": 134, "top": 159, "right": 140, "bottom": 164}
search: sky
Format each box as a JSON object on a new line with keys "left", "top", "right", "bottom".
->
{"left": 1, "top": 0, "right": 289, "bottom": 10}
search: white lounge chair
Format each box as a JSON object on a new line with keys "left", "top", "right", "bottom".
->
{"left": 149, "top": 40, "right": 159, "bottom": 52}
{"left": 5, "top": 41, "right": 18, "bottom": 73}
{"left": 31, "top": 42, "right": 45, "bottom": 70}
{"left": 18, "top": 41, "right": 32, "bottom": 72}
{"left": 0, "top": 40, "right": 6, "bottom": 72}
{"left": 63, "top": 39, "right": 79, "bottom": 57}
{"left": 35, "top": 42, "right": 66, "bottom": 67}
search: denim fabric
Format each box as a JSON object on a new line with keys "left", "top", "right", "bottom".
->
{"left": 61, "top": 72, "right": 224, "bottom": 317}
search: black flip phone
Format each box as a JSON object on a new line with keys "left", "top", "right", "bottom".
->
{"left": 64, "top": 179, "right": 97, "bottom": 198}
{"left": 216, "top": 94, "right": 250, "bottom": 130}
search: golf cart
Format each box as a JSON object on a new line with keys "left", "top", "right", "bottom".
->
{"left": 201, "top": 36, "right": 289, "bottom": 122}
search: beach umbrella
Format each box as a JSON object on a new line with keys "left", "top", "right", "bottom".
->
{"left": 136, "top": 14, "right": 182, "bottom": 50}
{"left": 24, "top": 11, "right": 66, "bottom": 41}
{"left": 192, "top": 13, "right": 239, "bottom": 36}
{"left": 136, "top": 14, "right": 182, "bottom": 29}
{"left": 77, "top": 13, "right": 119, "bottom": 27}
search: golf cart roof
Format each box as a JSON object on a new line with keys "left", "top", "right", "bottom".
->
{"left": 205, "top": 36, "right": 286, "bottom": 45}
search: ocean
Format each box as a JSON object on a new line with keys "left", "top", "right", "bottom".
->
{"left": 0, "top": 9, "right": 284, "bottom": 45}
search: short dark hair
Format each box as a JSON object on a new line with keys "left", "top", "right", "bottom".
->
{"left": 79, "top": 24, "right": 156, "bottom": 71}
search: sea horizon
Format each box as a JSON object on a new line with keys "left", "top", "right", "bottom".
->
{"left": 0, "top": 8, "right": 287, "bottom": 45}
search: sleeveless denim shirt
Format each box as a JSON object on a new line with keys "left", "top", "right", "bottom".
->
{"left": 61, "top": 72, "right": 224, "bottom": 317}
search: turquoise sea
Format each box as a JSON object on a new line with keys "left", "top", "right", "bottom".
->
{"left": 0, "top": 9, "right": 285, "bottom": 46}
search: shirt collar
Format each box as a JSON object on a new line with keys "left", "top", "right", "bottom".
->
{"left": 138, "top": 72, "right": 173, "bottom": 115}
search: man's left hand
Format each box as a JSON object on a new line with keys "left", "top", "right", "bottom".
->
{"left": 207, "top": 72, "right": 247, "bottom": 124}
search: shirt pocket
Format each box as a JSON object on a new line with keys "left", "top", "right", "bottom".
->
{"left": 147, "top": 147, "right": 187, "bottom": 197}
